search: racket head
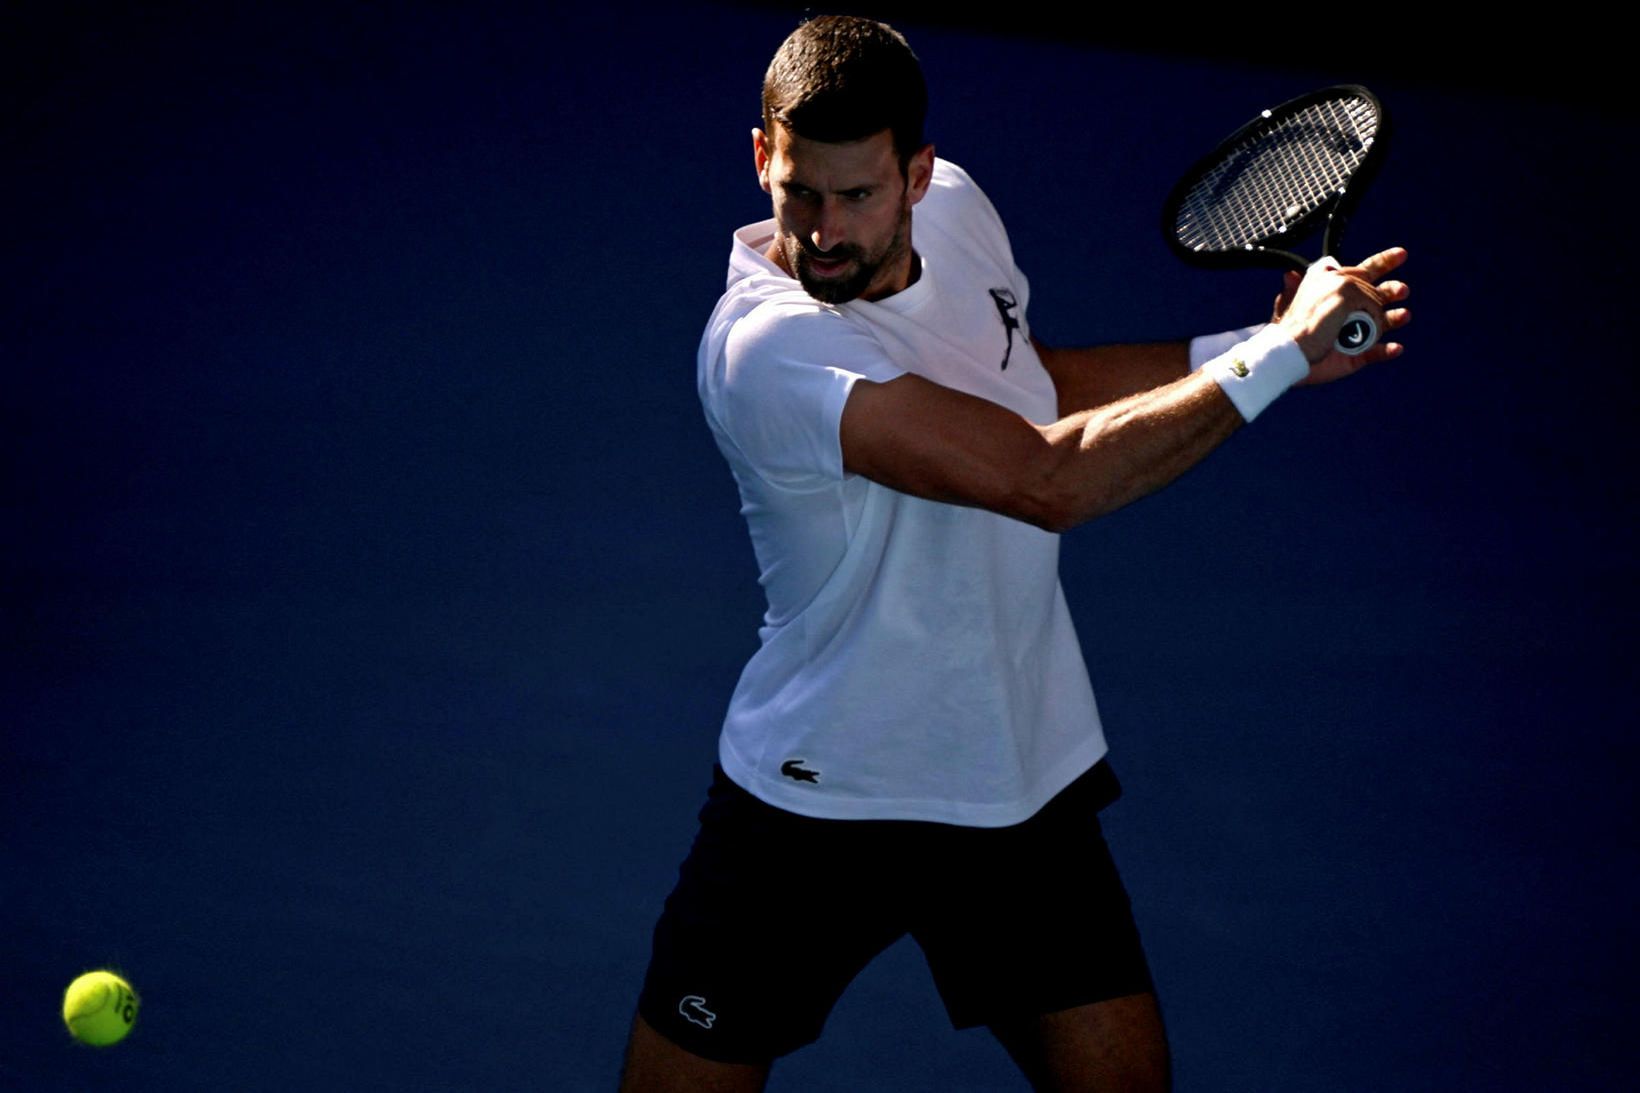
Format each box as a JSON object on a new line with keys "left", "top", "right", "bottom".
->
{"left": 1162, "top": 84, "right": 1388, "bottom": 271}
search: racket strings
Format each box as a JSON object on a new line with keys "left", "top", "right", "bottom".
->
{"left": 1175, "top": 94, "right": 1379, "bottom": 253}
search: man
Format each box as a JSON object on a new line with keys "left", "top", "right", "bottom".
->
{"left": 622, "top": 16, "right": 1409, "bottom": 1092}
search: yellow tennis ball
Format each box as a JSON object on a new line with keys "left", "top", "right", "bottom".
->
{"left": 62, "top": 970, "right": 139, "bottom": 1047}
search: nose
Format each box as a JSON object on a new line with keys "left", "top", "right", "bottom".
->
{"left": 810, "top": 199, "right": 845, "bottom": 254}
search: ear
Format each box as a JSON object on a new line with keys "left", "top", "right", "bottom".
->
{"left": 753, "top": 128, "right": 773, "bottom": 194}
{"left": 906, "top": 143, "right": 936, "bottom": 206}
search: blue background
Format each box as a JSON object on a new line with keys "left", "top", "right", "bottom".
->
{"left": 6, "top": 3, "right": 1636, "bottom": 1089}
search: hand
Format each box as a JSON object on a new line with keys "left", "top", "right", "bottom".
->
{"left": 1271, "top": 247, "right": 1412, "bottom": 385}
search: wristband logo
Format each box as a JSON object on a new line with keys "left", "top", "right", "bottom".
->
{"left": 1229, "top": 357, "right": 1250, "bottom": 378}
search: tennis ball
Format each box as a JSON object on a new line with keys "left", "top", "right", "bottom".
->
{"left": 62, "top": 970, "right": 139, "bottom": 1047}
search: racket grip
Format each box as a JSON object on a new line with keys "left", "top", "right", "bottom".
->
{"left": 1335, "top": 311, "right": 1377, "bottom": 356}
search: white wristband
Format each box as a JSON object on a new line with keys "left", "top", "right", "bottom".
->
{"left": 1188, "top": 324, "right": 1265, "bottom": 372}
{"left": 1201, "top": 323, "right": 1308, "bottom": 422}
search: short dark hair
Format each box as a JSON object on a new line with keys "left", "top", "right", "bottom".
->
{"left": 761, "top": 15, "right": 927, "bottom": 168}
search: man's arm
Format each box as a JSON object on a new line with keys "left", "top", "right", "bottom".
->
{"left": 1033, "top": 246, "right": 1415, "bottom": 416}
{"left": 841, "top": 365, "right": 1240, "bottom": 533}
{"left": 1032, "top": 339, "right": 1189, "bottom": 418}
{"left": 840, "top": 247, "right": 1411, "bottom": 533}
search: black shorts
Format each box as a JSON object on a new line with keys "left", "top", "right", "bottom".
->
{"left": 637, "top": 761, "right": 1152, "bottom": 1064}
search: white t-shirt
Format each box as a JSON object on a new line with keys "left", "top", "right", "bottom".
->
{"left": 697, "top": 160, "right": 1107, "bottom": 826}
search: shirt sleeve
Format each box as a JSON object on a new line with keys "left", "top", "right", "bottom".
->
{"left": 711, "top": 298, "right": 904, "bottom": 487}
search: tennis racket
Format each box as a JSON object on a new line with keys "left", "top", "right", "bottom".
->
{"left": 1162, "top": 84, "right": 1389, "bottom": 356}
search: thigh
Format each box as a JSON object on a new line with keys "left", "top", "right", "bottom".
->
{"left": 619, "top": 1011, "right": 770, "bottom": 1093}
{"left": 636, "top": 768, "right": 905, "bottom": 1064}
{"left": 909, "top": 764, "right": 1154, "bottom": 1031}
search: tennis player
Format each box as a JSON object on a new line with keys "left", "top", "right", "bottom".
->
{"left": 621, "top": 15, "right": 1409, "bottom": 1092}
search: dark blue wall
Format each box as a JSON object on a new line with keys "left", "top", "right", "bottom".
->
{"left": 6, "top": 4, "right": 1634, "bottom": 1089}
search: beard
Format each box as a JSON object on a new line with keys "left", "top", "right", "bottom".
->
{"left": 781, "top": 201, "right": 913, "bottom": 304}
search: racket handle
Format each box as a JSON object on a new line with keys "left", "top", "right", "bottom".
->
{"left": 1335, "top": 311, "right": 1377, "bottom": 356}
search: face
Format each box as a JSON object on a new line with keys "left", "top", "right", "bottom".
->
{"left": 755, "top": 124, "right": 933, "bottom": 303}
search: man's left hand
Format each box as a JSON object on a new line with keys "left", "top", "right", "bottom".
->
{"left": 1273, "top": 247, "right": 1412, "bottom": 385}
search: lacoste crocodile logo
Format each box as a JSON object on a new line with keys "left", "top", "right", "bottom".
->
{"left": 780, "top": 759, "right": 820, "bottom": 783}
{"left": 678, "top": 995, "right": 716, "bottom": 1029}
{"left": 1229, "top": 357, "right": 1250, "bottom": 378}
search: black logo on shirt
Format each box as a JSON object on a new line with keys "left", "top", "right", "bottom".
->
{"left": 989, "top": 287, "right": 1020, "bottom": 370}
{"left": 780, "top": 759, "right": 820, "bottom": 783}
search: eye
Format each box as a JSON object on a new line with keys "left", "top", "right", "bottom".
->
{"left": 842, "top": 189, "right": 872, "bottom": 202}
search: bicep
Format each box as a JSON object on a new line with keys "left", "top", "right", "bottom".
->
{"left": 839, "top": 372, "right": 1056, "bottom": 523}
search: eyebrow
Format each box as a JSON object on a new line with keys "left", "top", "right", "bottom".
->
{"left": 778, "top": 178, "right": 877, "bottom": 195}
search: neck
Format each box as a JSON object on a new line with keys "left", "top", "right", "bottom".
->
{"left": 901, "top": 249, "right": 922, "bottom": 290}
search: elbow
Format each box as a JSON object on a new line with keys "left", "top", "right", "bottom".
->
{"left": 999, "top": 486, "right": 1072, "bottom": 533}
{"left": 1028, "top": 510, "right": 1079, "bottom": 536}
{"left": 1001, "top": 463, "right": 1103, "bottom": 535}
{"left": 999, "top": 420, "right": 1133, "bottom": 533}
{"left": 1011, "top": 492, "right": 1094, "bottom": 536}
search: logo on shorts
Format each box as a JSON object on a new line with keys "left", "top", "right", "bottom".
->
{"left": 780, "top": 758, "right": 820, "bottom": 783}
{"left": 678, "top": 995, "right": 716, "bottom": 1029}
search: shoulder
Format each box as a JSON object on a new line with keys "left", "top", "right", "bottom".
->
{"left": 914, "top": 158, "right": 1022, "bottom": 291}
{"left": 920, "top": 159, "right": 1007, "bottom": 233}
{"left": 701, "top": 283, "right": 898, "bottom": 405}
{"left": 728, "top": 293, "right": 860, "bottom": 359}
{"left": 720, "top": 293, "right": 898, "bottom": 393}
{"left": 699, "top": 290, "right": 897, "bottom": 486}
{"left": 928, "top": 158, "right": 985, "bottom": 199}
